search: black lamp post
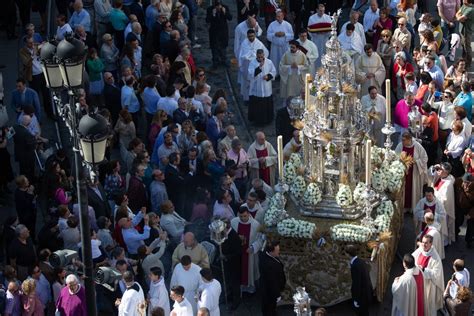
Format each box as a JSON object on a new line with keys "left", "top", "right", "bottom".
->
{"left": 40, "top": 35, "right": 108, "bottom": 316}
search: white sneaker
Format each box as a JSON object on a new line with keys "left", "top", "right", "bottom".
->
{"left": 192, "top": 43, "right": 201, "bottom": 49}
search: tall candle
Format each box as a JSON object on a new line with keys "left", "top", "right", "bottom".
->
{"left": 385, "top": 79, "right": 391, "bottom": 123}
{"left": 277, "top": 135, "right": 284, "bottom": 181}
{"left": 305, "top": 74, "right": 311, "bottom": 109}
{"left": 365, "top": 140, "right": 372, "bottom": 187}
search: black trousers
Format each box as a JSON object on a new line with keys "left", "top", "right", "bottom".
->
{"left": 262, "top": 295, "right": 277, "bottom": 316}
{"left": 30, "top": 74, "right": 53, "bottom": 118}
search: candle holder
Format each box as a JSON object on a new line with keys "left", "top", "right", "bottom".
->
{"left": 360, "top": 186, "right": 380, "bottom": 232}
{"left": 209, "top": 219, "right": 229, "bottom": 305}
{"left": 381, "top": 122, "right": 396, "bottom": 151}
{"left": 293, "top": 287, "right": 312, "bottom": 316}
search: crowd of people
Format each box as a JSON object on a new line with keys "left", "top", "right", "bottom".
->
{"left": 0, "top": 0, "right": 474, "bottom": 315}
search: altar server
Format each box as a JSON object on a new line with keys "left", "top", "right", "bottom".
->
{"left": 234, "top": 14, "right": 263, "bottom": 60}
{"left": 247, "top": 48, "right": 275, "bottom": 125}
{"left": 307, "top": 4, "right": 332, "bottom": 68}
{"left": 391, "top": 254, "right": 427, "bottom": 316}
{"left": 360, "top": 85, "right": 386, "bottom": 147}
{"left": 355, "top": 44, "right": 386, "bottom": 97}
{"left": 247, "top": 132, "right": 278, "bottom": 187}
{"left": 416, "top": 212, "right": 445, "bottom": 260}
{"left": 412, "top": 235, "right": 445, "bottom": 315}
{"left": 170, "top": 285, "right": 193, "bottom": 316}
{"left": 197, "top": 268, "right": 222, "bottom": 316}
{"left": 296, "top": 29, "right": 318, "bottom": 77}
{"left": 170, "top": 255, "right": 201, "bottom": 314}
{"left": 428, "top": 163, "right": 456, "bottom": 245}
{"left": 239, "top": 30, "right": 269, "bottom": 103}
{"left": 118, "top": 271, "right": 146, "bottom": 316}
{"left": 395, "top": 132, "right": 428, "bottom": 213}
{"left": 148, "top": 267, "right": 170, "bottom": 316}
{"left": 230, "top": 205, "right": 263, "bottom": 294}
{"left": 414, "top": 186, "right": 447, "bottom": 250}
{"left": 279, "top": 40, "right": 309, "bottom": 99}
{"left": 266, "top": 10, "right": 294, "bottom": 76}
{"left": 338, "top": 23, "right": 365, "bottom": 58}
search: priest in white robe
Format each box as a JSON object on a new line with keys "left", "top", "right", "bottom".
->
{"left": 266, "top": 10, "right": 294, "bottom": 76}
{"left": 412, "top": 235, "right": 445, "bottom": 315}
{"left": 279, "top": 40, "right": 309, "bottom": 99}
{"left": 118, "top": 273, "right": 146, "bottom": 316}
{"left": 414, "top": 186, "right": 447, "bottom": 249}
{"left": 307, "top": 4, "right": 332, "bottom": 68}
{"left": 230, "top": 206, "right": 263, "bottom": 294}
{"left": 247, "top": 49, "right": 276, "bottom": 125}
{"left": 241, "top": 191, "right": 265, "bottom": 224}
{"left": 392, "top": 254, "right": 428, "bottom": 316}
{"left": 427, "top": 163, "right": 456, "bottom": 245}
{"left": 283, "top": 130, "right": 302, "bottom": 160}
{"left": 247, "top": 132, "right": 278, "bottom": 187}
{"left": 355, "top": 44, "right": 386, "bottom": 98}
{"left": 395, "top": 132, "right": 428, "bottom": 213}
{"left": 170, "top": 255, "right": 202, "bottom": 314}
{"left": 341, "top": 10, "right": 366, "bottom": 47}
{"left": 416, "top": 212, "right": 445, "bottom": 260}
{"left": 360, "top": 86, "right": 386, "bottom": 147}
{"left": 297, "top": 29, "right": 319, "bottom": 77}
{"left": 239, "top": 30, "right": 269, "bottom": 102}
{"left": 197, "top": 269, "right": 222, "bottom": 316}
{"left": 234, "top": 14, "right": 263, "bottom": 60}
{"left": 338, "top": 23, "right": 365, "bottom": 59}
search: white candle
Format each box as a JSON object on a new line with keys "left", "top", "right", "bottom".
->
{"left": 305, "top": 74, "right": 311, "bottom": 109}
{"left": 277, "top": 135, "right": 284, "bottom": 181}
{"left": 385, "top": 79, "right": 391, "bottom": 123}
{"left": 365, "top": 140, "right": 372, "bottom": 187}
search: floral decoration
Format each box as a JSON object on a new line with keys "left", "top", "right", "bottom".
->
{"left": 335, "top": 183, "right": 353, "bottom": 207}
{"left": 330, "top": 224, "right": 372, "bottom": 243}
{"left": 291, "top": 175, "right": 306, "bottom": 199}
{"left": 277, "top": 218, "right": 316, "bottom": 239}
{"left": 303, "top": 182, "right": 322, "bottom": 206}
{"left": 264, "top": 193, "right": 288, "bottom": 227}
{"left": 352, "top": 182, "right": 366, "bottom": 205}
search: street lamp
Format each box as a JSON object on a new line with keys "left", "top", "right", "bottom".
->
{"left": 40, "top": 34, "right": 107, "bottom": 316}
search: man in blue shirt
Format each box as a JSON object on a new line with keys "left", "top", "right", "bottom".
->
{"left": 69, "top": 0, "right": 92, "bottom": 33}
{"left": 454, "top": 81, "right": 473, "bottom": 122}
{"left": 121, "top": 77, "right": 140, "bottom": 128}
{"left": 11, "top": 78, "right": 42, "bottom": 121}
{"left": 119, "top": 210, "right": 150, "bottom": 257}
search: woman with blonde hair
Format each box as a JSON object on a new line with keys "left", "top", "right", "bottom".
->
{"left": 21, "top": 278, "right": 44, "bottom": 315}
{"left": 376, "top": 29, "right": 395, "bottom": 73}
{"left": 444, "top": 284, "right": 472, "bottom": 315}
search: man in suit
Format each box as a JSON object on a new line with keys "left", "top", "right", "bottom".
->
{"left": 103, "top": 72, "right": 122, "bottom": 125}
{"left": 13, "top": 115, "right": 37, "bottom": 180}
{"left": 346, "top": 244, "right": 373, "bottom": 316}
{"left": 275, "top": 97, "right": 296, "bottom": 146}
{"left": 11, "top": 78, "right": 42, "bottom": 121}
{"left": 164, "top": 152, "right": 186, "bottom": 214}
{"left": 161, "top": 30, "right": 180, "bottom": 63}
{"left": 173, "top": 97, "right": 200, "bottom": 125}
{"left": 259, "top": 240, "right": 286, "bottom": 316}
{"left": 87, "top": 177, "right": 111, "bottom": 219}
{"left": 206, "top": 103, "right": 226, "bottom": 150}
{"left": 127, "top": 163, "right": 148, "bottom": 213}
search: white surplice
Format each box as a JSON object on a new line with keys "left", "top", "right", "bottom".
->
{"left": 148, "top": 278, "right": 170, "bottom": 316}
{"left": 412, "top": 246, "right": 445, "bottom": 315}
{"left": 238, "top": 38, "right": 269, "bottom": 101}
{"left": 414, "top": 196, "right": 447, "bottom": 254}
{"left": 248, "top": 57, "right": 276, "bottom": 98}
{"left": 391, "top": 267, "right": 427, "bottom": 316}
{"left": 170, "top": 263, "right": 202, "bottom": 314}
{"left": 234, "top": 20, "right": 263, "bottom": 59}
{"left": 355, "top": 53, "right": 386, "bottom": 97}
{"left": 266, "top": 20, "right": 294, "bottom": 75}
{"left": 360, "top": 93, "right": 387, "bottom": 147}
{"left": 341, "top": 21, "right": 366, "bottom": 46}
{"left": 118, "top": 282, "right": 146, "bottom": 316}
{"left": 230, "top": 216, "right": 262, "bottom": 291}
{"left": 297, "top": 38, "right": 319, "bottom": 76}
{"left": 171, "top": 298, "right": 193, "bottom": 316}
{"left": 247, "top": 140, "right": 278, "bottom": 187}
{"left": 279, "top": 49, "right": 309, "bottom": 99}
{"left": 428, "top": 169, "right": 456, "bottom": 245}
{"left": 197, "top": 279, "right": 222, "bottom": 316}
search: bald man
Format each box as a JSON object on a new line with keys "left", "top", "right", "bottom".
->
{"left": 171, "top": 232, "right": 210, "bottom": 269}
{"left": 247, "top": 132, "right": 278, "bottom": 187}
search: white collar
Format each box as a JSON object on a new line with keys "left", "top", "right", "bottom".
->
{"left": 350, "top": 256, "right": 357, "bottom": 265}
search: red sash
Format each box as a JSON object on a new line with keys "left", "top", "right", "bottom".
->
{"left": 413, "top": 272, "right": 425, "bottom": 316}
{"left": 308, "top": 22, "right": 332, "bottom": 33}
{"left": 419, "top": 226, "right": 431, "bottom": 241}
{"left": 434, "top": 178, "right": 444, "bottom": 191}
{"left": 238, "top": 222, "right": 251, "bottom": 286}
{"left": 255, "top": 148, "right": 271, "bottom": 186}
{"left": 417, "top": 253, "right": 431, "bottom": 269}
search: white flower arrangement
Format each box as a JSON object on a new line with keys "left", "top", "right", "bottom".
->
{"left": 371, "top": 146, "right": 385, "bottom": 167}
{"left": 264, "top": 193, "right": 288, "bottom": 227}
{"left": 268, "top": 192, "right": 286, "bottom": 209}
{"left": 353, "top": 182, "right": 366, "bottom": 205}
{"left": 371, "top": 169, "right": 387, "bottom": 193}
{"left": 336, "top": 184, "right": 353, "bottom": 207}
{"left": 330, "top": 224, "right": 372, "bottom": 243}
{"left": 386, "top": 160, "right": 405, "bottom": 193}
{"left": 277, "top": 218, "right": 316, "bottom": 239}
{"left": 289, "top": 153, "right": 302, "bottom": 168}
{"left": 303, "top": 182, "right": 322, "bottom": 206}
{"left": 376, "top": 200, "right": 394, "bottom": 217}
{"left": 374, "top": 214, "right": 391, "bottom": 232}
{"left": 291, "top": 175, "right": 306, "bottom": 199}
{"left": 284, "top": 163, "right": 297, "bottom": 185}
